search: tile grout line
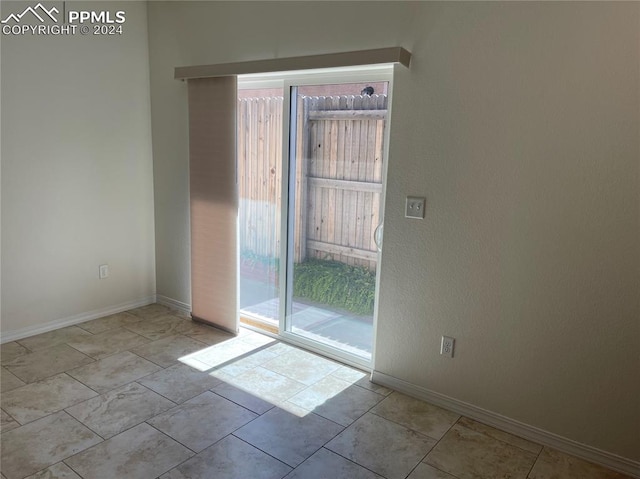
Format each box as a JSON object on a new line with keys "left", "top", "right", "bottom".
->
{"left": 417, "top": 415, "right": 541, "bottom": 479}
{"left": 453, "top": 415, "right": 545, "bottom": 456}
{"left": 124, "top": 348, "right": 171, "bottom": 369}
{"left": 308, "top": 387, "right": 397, "bottom": 478}
{"left": 61, "top": 381, "right": 178, "bottom": 442}
{"left": 366, "top": 408, "right": 447, "bottom": 443}
{"left": 0, "top": 407, "right": 20, "bottom": 429}
{"left": 60, "top": 341, "right": 104, "bottom": 362}
{"left": 2, "top": 373, "right": 103, "bottom": 427}
{"left": 62, "top": 459, "right": 87, "bottom": 479}
{"left": 141, "top": 388, "right": 274, "bottom": 464}
{"left": 62, "top": 406, "right": 107, "bottom": 443}
{"left": 225, "top": 397, "right": 349, "bottom": 471}
{"left": 361, "top": 394, "right": 463, "bottom": 478}
{"left": 419, "top": 415, "right": 462, "bottom": 465}
{"left": 317, "top": 445, "right": 393, "bottom": 479}
{"left": 232, "top": 434, "right": 296, "bottom": 472}
{"left": 61, "top": 371, "right": 107, "bottom": 396}
{"left": 63, "top": 351, "right": 171, "bottom": 397}
{"left": 207, "top": 387, "right": 275, "bottom": 415}
{"left": 3, "top": 349, "right": 96, "bottom": 385}
{"left": 144, "top": 420, "right": 201, "bottom": 457}
{"left": 525, "top": 443, "right": 547, "bottom": 478}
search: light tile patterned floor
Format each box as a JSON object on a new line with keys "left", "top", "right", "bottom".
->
{"left": 0, "top": 304, "right": 633, "bottom": 479}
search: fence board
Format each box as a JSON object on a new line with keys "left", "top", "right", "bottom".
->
{"left": 308, "top": 109, "right": 387, "bottom": 120}
{"left": 238, "top": 96, "right": 284, "bottom": 261}
{"left": 308, "top": 177, "right": 382, "bottom": 193}
{"left": 294, "top": 95, "right": 307, "bottom": 262}
{"left": 307, "top": 240, "right": 377, "bottom": 262}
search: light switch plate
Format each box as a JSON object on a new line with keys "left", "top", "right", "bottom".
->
{"left": 99, "top": 264, "right": 109, "bottom": 279}
{"left": 405, "top": 196, "right": 426, "bottom": 219}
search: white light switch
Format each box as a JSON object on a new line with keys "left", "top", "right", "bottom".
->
{"left": 99, "top": 264, "right": 109, "bottom": 279}
{"left": 405, "top": 196, "right": 426, "bottom": 219}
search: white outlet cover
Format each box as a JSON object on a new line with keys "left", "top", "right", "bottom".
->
{"left": 441, "top": 336, "right": 455, "bottom": 358}
{"left": 405, "top": 196, "right": 426, "bottom": 219}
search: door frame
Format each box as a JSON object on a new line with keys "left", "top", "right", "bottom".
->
{"left": 238, "top": 65, "right": 395, "bottom": 370}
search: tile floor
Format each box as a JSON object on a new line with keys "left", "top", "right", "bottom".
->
{"left": 0, "top": 304, "right": 633, "bottom": 479}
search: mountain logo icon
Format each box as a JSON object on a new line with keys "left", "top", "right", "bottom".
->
{"left": 1, "top": 3, "right": 59, "bottom": 24}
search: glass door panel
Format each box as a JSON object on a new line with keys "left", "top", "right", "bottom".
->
{"left": 237, "top": 86, "right": 284, "bottom": 333}
{"left": 285, "top": 81, "right": 389, "bottom": 361}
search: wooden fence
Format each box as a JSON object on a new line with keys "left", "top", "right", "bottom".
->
{"left": 238, "top": 94, "right": 387, "bottom": 271}
{"left": 237, "top": 96, "right": 283, "bottom": 262}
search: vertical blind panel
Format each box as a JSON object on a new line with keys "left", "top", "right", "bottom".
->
{"left": 188, "top": 76, "right": 238, "bottom": 333}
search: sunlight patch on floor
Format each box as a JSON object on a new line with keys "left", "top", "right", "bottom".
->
{"left": 178, "top": 329, "right": 367, "bottom": 418}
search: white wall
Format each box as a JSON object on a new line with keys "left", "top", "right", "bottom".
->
{"left": 1, "top": 1, "right": 155, "bottom": 336}
{"left": 147, "top": 1, "right": 640, "bottom": 462}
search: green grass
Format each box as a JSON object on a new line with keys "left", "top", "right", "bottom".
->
{"left": 293, "top": 259, "right": 375, "bottom": 316}
{"left": 240, "top": 252, "right": 376, "bottom": 315}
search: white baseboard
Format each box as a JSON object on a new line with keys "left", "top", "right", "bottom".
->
{"left": 371, "top": 371, "right": 640, "bottom": 479}
{"left": 155, "top": 295, "right": 191, "bottom": 315}
{"left": 0, "top": 296, "right": 157, "bottom": 344}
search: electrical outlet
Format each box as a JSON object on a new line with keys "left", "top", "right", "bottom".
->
{"left": 441, "top": 336, "right": 455, "bottom": 358}
{"left": 405, "top": 196, "right": 426, "bottom": 219}
{"left": 99, "top": 264, "right": 109, "bottom": 279}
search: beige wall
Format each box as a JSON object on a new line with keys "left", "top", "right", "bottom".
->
{"left": 147, "top": 1, "right": 640, "bottom": 461}
{"left": 1, "top": 2, "right": 155, "bottom": 335}
{"left": 378, "top": 2, "right": 640, "bottom": 463}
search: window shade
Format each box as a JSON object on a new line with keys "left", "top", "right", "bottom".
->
{"left": 187, "top": 76, "right": 238, "bottom": 333}
{"left": 175, "top": 47, "right": 411, "bottom": 80}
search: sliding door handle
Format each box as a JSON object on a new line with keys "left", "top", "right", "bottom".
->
{"left": 374, "top": 222, "right": 383, "bottom": 252}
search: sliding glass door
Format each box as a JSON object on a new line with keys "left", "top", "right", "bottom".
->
{"left": 238, "top": 69, "right": 392, "bottom": 367}
{"left": 237, "top": 84, "right": 284, "bottom": 334}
